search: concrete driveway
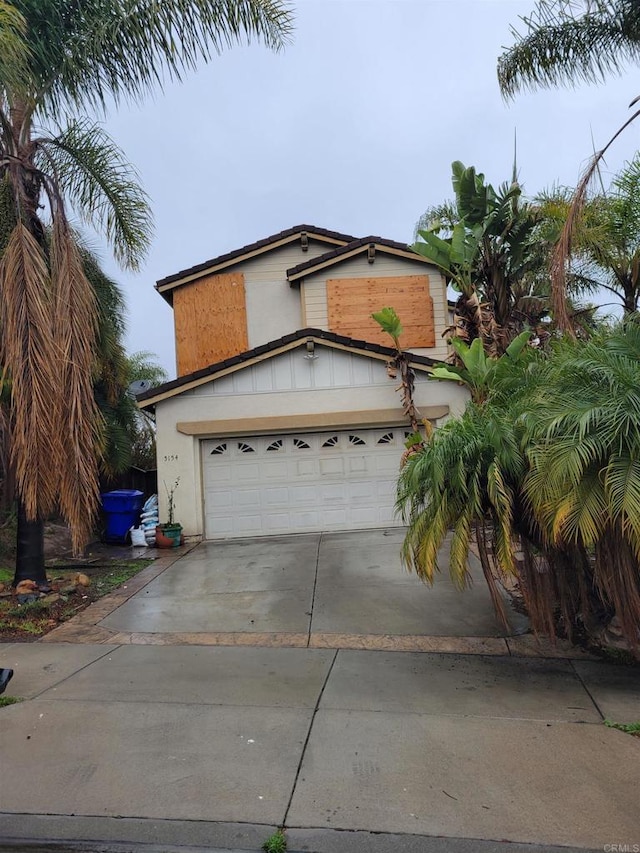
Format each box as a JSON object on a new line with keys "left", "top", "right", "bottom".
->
{"left": 93, "top": 529, "right": 528, "bottom": 644}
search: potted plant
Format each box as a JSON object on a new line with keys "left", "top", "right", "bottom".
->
{"left": 156, "top": 478, "right": 182, "bottom": 547}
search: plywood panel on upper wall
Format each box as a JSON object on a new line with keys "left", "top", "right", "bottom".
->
{"left": 326, "top": 275, "right": 435, "bottom": 348}
{"left": 173, "top": 272, "right": 248, "bottom": 376}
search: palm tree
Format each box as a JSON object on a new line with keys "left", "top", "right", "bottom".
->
{"left": 412, "top": 161, "right": 543, "bottom": 356}
{"left": 86, "top": 249, "right": 168, "bottom": 477}
{"left": 399, "top": 403, "right": 521, "bottom": 627}
{"left": 498, "top": 1, "right": 640, "bottom": 98}
{"left": 97, "top": 349, "right": 169, "bottom": 477}
{"left": 399, "top": 320, "right": 640, "bottom": 652}
{"left": 0, "top": 0, "right": 293, "bottom": 585}
{"left": 522, "top": 320, "right": 640, "bottom": 647}
{"left": 539, "top": 158, "right": 640, "bottom": 315}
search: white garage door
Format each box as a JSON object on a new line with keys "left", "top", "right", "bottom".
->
{"left": 202, "top": 428, "right": 408, "bottom": 538}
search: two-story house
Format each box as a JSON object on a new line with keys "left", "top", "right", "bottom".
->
{"left": 137, "top": 225, "right": 468, "bottom": 539}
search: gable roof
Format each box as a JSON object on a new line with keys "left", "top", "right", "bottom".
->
{"left": 137, "top": 327, "right": 439, "bottom": 409}
{"left": 286, "top": 236, "right": 431, "bottom": 282}
{"left": 156, "top": 225, "right": 357, "bottom": 303}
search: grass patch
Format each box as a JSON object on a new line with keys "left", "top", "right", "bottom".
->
{"left": 3, "top": 599, "right": 51, "bottom": 619}
{"left": 91, "top": 561, "right": 151, "bottom": 595}
{"left": 0, "top": 696, "right": 22, "bottom": 708}
{"left": 262, "top": 830, "right": 287, "bottom": 853}
{"left": 604, "top": 719, "right": 640, "bottom": 737}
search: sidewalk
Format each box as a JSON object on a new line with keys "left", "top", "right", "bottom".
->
{"left": 0, "top": 641, "right": 638, "bottom": 852}
{"left": 0, "top": 533, "right": 638, "bottom": 852}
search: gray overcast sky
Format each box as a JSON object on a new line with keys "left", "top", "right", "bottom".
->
{"left": 95, "top": 0, "right": 640, "bottom": 377}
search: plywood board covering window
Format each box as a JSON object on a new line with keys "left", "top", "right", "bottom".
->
{"left": 173, "top": 272, "right": 248, "bottom": 376}
{"left": 327, "top": 275, "right": 435, "bottom": 347}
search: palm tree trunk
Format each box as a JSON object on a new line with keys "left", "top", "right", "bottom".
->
{"left": 474, "top": 519, "right": 510, "bottom": 630}
{"left": 13, "top": 498, "right": 47, "bottom": 587}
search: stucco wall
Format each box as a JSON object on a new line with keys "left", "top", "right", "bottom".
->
{"left": 241, "top": 240, "right": 330, "bottom": 348}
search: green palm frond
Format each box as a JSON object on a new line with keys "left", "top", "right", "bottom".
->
{"left": 498, "top": 1, "right": 640, "bottom": 98}
{"left": 0, "top": 1, "right": 29, "bottom": 95}
{"left": 398, "top": 402, "right": 523, "bottom": 589}
{"left": 20, "top": 0, "right": 293, "bottom": 114}
{"left": 604, "top": 453, "right": 640, "bottom": 547}
{"left": 36, "top": 120, "right": 152, "bottom": 269}
{"left": 448, "top": 503, "right": 474, "bottom": 590}
{"left": 413, "top": 200, "right": 458, "bottom": 241}
{"left": 551, "top": 466, "right": 608, "bottom": 547}
{"left": 487, "top": 460, "right": 516, "bottom": 574}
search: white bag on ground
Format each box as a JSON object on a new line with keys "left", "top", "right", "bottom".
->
{"left": 130, "top": 526, "right": 147, "bottom": 547}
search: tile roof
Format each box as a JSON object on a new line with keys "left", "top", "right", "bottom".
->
{"left": 137, "top": 327, "right": 438, "bottom": 406}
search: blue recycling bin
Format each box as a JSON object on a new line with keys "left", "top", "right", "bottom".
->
{"left": 101, "top": 490, "right": 144, "bottom": 543}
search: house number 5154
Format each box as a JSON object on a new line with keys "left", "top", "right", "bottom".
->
{"left": 163, "top": 455, "right": 178, "bottom": 462}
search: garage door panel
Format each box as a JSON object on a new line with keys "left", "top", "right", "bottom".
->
{"left": 348, "top": 456, "right": 367, "bottom": 473}
{"left": 264, "top": 513, "right": 292, "bottom": 531}
{"left": 262, "top": 463, "right": 290, "bottom": 480}
{"left": 263, "top": 486, "right": 290, "bottom": 505}
{"left": 235, "top": 489, "right": 262, "bottom": 508}
{"left": 318, "top": 484, "right": 346, "bottom": 503}
{"left": 206, "top": 490, "right": 234, "bottom": 508}
{"left": 377, "top": 481, "right": 397, "bottom": 500}
{"left": 236, "top": 515, "right": 264, "bottom": 534}
{"left": 322, "top": 509, "right": 347, "bottom": 524}
{"left": 295, "top": 459, "right": 317, "bottom": 476}
{"left": 202, "top": 428, "right": 405, "bottom": 538}
{"left": 236, "top": 464, "right": 261, "bottom": 481}
{"left": 375, "top": 455, "right": 402, "bottom": 474}
{"left": 291, "top": 484, "right": 320, "bottom": 503}
{"left": 319, "top": 458, "right": 344, "bottom": 476}
{"left": 351, "top": 507, "right": 379, "bottom": 525}
{"left": 210, "top": 517, "right": 235, "bottom": 536}
{"left": 291, "top": 510, "right": 322, "bottom": 528}
{"left": 347, "top": 481, "right": 376, "bottom": 500}
{"left": 206, "top": 464, "right": 233, "bottom": 482}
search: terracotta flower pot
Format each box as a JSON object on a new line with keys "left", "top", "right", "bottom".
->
{"left": 155, "top": 524, "right": 183, "bottom": 548}
{"left": 155, "top": 526, "right": 175, "bottom": 549}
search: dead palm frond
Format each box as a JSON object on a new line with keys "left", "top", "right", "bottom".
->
{"left": 50, "top": 217, "right": 103, "bottom": 553}
{"left": 550, "top": 102, "right": 640, "bottom": 333}
{"left": 0, "top": 222, "right": 58, "bottom": 518}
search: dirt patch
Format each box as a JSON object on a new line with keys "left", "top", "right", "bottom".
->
{"left": 0, "top": 560, "right": 153, "bottom": 642}
{"left": 0, "top": 518, "right": 154, "bottom": 642}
